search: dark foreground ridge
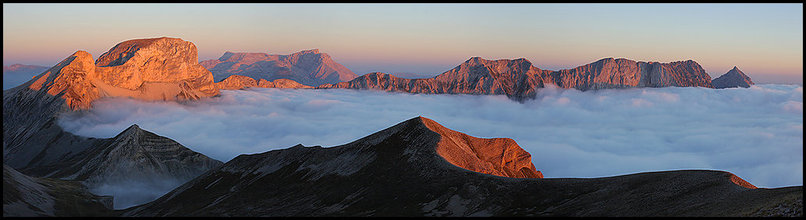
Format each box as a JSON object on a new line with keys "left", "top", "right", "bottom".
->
{"left": 3, "top": 165, "right": 115, "bottom": 216}
{"left": 123, "top": 117, "right": 801, "bottom": 217}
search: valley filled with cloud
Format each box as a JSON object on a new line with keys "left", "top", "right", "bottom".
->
{"left": 58, "top": 85, "right": 803, "bottom": 188}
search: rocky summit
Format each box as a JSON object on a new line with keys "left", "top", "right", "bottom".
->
{"left": 122, "top": 117, "right": 799, "bottom": 217}
{"left": 201, "top": 49, "right": 358, "bottom": 86}
{"left": 15, "top": 37, "right": 219, "bottom": 110}
{"left": 317, "top": 57, "right": 716, "bottom": 102}
{"left": 712, "top": 66, "right": 755, "bottom": 88}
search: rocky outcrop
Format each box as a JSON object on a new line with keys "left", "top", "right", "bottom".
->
{"left": 3, "top": 64, "right": 49, "bottom": 90}
{"left": 19, "top": 37, "right": 219, "bottom": 110}
{"left": 422, "top": 117, "right": 542, "bottom": 178}
{"left": 3, "top": 164, "right": 115, "bottom": 217}
{"left": 123, "top": 117, "right": 800, "bottom": 217}
{"left": 712, "top": 66, "right": 755, "bottom": 88}
{"left": 200, "top": 49, "right": 358, "bottom": 86}
{"left": 318, "top": 57, "right": 716, "bottom": 102}
{"left": 214, "top": 75, "right": 312, "bottom": 90}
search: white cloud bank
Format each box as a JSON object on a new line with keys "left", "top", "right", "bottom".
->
{"left": 58, "top": 85, "right": 803, "bottom": 188}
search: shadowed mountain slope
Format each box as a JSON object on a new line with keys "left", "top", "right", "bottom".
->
{"left": 3, "top": 165, "right": 115, "bottom": 217}
{"left": 123, "top": 117, "right": 800, "bottom": 217}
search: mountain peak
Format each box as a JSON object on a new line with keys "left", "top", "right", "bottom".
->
{"left": 17, "top": 37, "right": 220, "bottom": 110}
{"left": 124, "top": 124, "right": 141, "bottom": 131}
{"left": 712, "top": 66, "right": 754, "bottom": 88}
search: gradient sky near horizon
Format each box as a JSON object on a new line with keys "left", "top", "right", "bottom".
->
{"left": 3, "top": 3, "right": 803, "bottom": 84}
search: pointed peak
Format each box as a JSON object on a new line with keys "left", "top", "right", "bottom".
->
{"left": 726, "top": 66, "right": 746, "bottom": 75}
{"left": 113, "top": 124, "right": 145, "bottom": 140}
{"left": 124, "top": 124, "right": 142, "bottom": 131}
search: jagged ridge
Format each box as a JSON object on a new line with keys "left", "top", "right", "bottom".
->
{"left": 317, "top": 57, "right": 717, "bottom": 102}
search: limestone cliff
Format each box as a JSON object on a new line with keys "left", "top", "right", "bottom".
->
{"left": 21, "top": 37, "right": 219, "bottom": 110}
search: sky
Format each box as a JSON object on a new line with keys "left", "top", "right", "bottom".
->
{"left": 58, "top": 85, "right": 803, "bottom": 189}
{"left": 2, "top": 3, "right": 803, "bottom": 84}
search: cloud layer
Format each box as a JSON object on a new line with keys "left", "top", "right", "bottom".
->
{"left": 58, "top": 85, "right": 803, "bottom": 188}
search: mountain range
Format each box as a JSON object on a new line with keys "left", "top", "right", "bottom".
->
{"left": 3, "top": 37, "right": 793, "bottom": 217}
{"left": 316, "top": 57, "right": 744, "bottom": 102}
{"left": 200, "top": 50, "right": 358, "bottom": 86}
{"left": 206, "top": 55, "right": 754, "bottom": 102}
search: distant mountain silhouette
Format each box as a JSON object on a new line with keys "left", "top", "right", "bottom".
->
{"left": 3, "top": 64, "right": 49, "bottom": 90}
{"left": 200, "top": 49, "right": 358, "bottom": 86}
{"left": 712, "top": 66, "right": 755, "bottom": 88}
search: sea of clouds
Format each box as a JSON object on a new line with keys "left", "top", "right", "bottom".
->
{"left": 58, "top": 85, "right": 803, "bottom": 190}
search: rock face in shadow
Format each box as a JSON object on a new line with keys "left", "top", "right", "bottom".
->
{"left": 200, "top": 49, "right": 358, "bottom": 86}
{"left": 19, "top": 124, "right": 223, "bottom": 190}
{"left": 318, "top": 57, "right": 715, "bottom": 102}
{"left": 11, "top": 124, "right": 223, "bottom": 209}
{"left": 712, "top": 66, "right": 755, "bottom": 88}
{"left": 123, "top": 117, "right": 800, "bottom": 217}
{"left": 3, "top": 165, "right": 115, "bottom": 217}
